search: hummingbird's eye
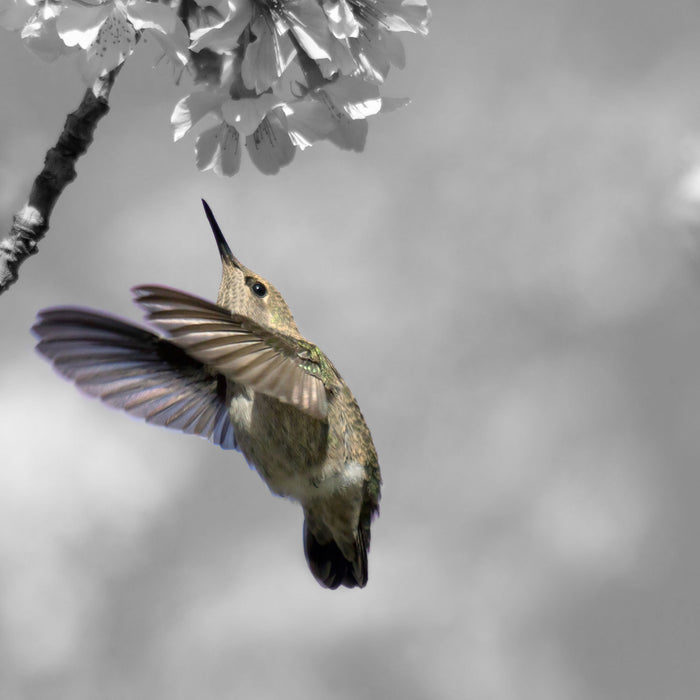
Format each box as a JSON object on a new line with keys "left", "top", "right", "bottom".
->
{"left": 251, "top": 281, "right": 268, "bottom": 298}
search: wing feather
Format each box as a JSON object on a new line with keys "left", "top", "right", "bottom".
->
{"left": 133, "top": 285, "right": 329, "bottom": 420}
{"left": 33, "top": 307, "right": 238, "bottom": 450}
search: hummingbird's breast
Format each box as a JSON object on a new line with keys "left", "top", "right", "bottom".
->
{"left": 227, "top": 386, "right": 334, "bottom": 502}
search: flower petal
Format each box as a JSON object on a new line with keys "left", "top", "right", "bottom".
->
{"left": 351, "top": 26, "right": 404, "bottom": 82}
{"left": 0, "top": 0, "right": 34, "bottom": 32}
{"left": 192, "top": 0, "right": 229, "bottom": 15}
{"left": 189, "top": 2, "right": 252, "bottom": 53}
{"left": 56, "top": 0, "right": 111, "bottom": 49}
{"left": 21, "top": 12, "right": 68, "bottom": 62}
{"left": 194, "top": 124, "right": 220, "bottom": 170}
{"left": 398, "top": 0, "right": 432, "bottom": 35}
{"left": 363, "top": 0, "right": 431, "bottom": 35}
{"left": 221, "top": 94, "right": 280, "bottom": 137}
{"left": 126, "top": 0, "right": 177, "bottom": 34}
{"left": 326, "top": 113, "right": 367, "bottom": 152}
{"left": 171, "top": 90, "right": 225, "bottom": 141}
{"left": 281, "top": 0, "right": 335, "bottom": 61}
{"left": 380, "top": 96, "right": 410, "bottom": 113}
{"left": 146, "top": 13, "right": 190, "bottom": 67}
{"left": 316, "top": 33, "right": 357, "bottom": 78}
{"left": 79, "top": 9, "right": 136, "bottom": 82}
{"left": 241, "top": 13, "right": 295, "bottom": 93}
{"left": 195, "top": 123, "right": 241, "bottom": 176}
{"left": 246, "top": 110, "right": 295, "bottom": 175}
{"left": 322, "top": 0, "right": 359, "bottom": 39}
{"left": 283, "top": 100, "right": 335, "bottom": 149}
{"left": 320, "top": 75, "right": 381, "bottom": 119}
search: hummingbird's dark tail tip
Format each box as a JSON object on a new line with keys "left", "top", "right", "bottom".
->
{"left": 303, "top": 521, "right": 368, "bottom": 589}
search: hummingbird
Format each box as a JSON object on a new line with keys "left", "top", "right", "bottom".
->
{"left": 32, "top": 200, "right": 381, "bottom": 589}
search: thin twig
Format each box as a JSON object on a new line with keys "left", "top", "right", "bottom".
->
{"left": 0, "top": 66, "right": 122, "bottom": 296}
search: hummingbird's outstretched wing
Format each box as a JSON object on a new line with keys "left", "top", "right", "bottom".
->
{"left": 33, "top": 308, "right": 237, "bottom": 449}
{"left": 132, "top": 285, "right": 329, "bottom": 420}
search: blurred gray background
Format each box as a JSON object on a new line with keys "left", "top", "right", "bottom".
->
{"left": 3, "top": 1, "right": 700, "bottom": 698}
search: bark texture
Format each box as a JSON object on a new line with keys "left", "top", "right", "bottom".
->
{"left": 0, "top": 68, "right": 121, "bottom": 295}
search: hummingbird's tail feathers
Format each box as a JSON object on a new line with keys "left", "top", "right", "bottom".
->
{"left": 303, "top": 519, "right": 369, "bottom": 589}
{"left": 32, "top": 307, "right": 237, "bottom": 450}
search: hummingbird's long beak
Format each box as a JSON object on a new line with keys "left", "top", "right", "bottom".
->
{"left": 201, "top": 199, "right": 240, "bottom": 268}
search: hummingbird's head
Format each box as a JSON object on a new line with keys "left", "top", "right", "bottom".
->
{"left": 202, "top": 200, "right": 301, "bottom": 336}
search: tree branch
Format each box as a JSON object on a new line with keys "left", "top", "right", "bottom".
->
{"left": 0, "top": 66, "right": 122, "bottom": 296}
